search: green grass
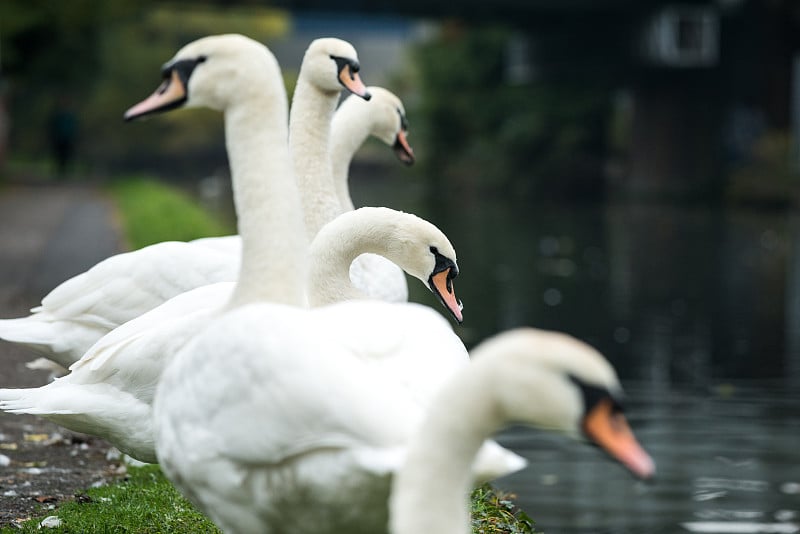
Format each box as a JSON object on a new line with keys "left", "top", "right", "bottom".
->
{"left": 471, "top": 484, "right": 539, "bottom": 534}
{"left": 2, "top": 465, "right": 219, "bottom": 533}
{"left": 107, "top": 175, "right": 234, "bottom": 250}
{"left": 3, "top": 467, "right": 537, "bottom": 533}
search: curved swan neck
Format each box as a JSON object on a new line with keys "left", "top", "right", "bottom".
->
{"left": 330, "top": 103, "right": 372, "bottom": 212}
{"left": 224, "top": 95, "right": 308, "bottom": 308}
{"left": 308, "top": 207, "right": 427, "bottom": 306}
{"left": 289, "top": 79, "right": 344, "bottom": 239}
{"left": 390, "top": 360, "right": 503, "bottom": 534}
{"left": 306, "top": 208, "right": 410, "bottom": 307}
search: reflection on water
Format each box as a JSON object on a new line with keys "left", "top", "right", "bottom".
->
{"left": 349, "top": 171, "right": 800, "bottom": 534}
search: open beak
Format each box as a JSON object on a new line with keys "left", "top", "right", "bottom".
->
{"left": 124, "top": 69, "right": 187, "bottom": 122}
{"left": 428, "top": 268, "right": 463, "bottom": 324}
{"left": 338, "top": 64, "right": 371, "bottom": 100}
{"left": 393, "top": 129, "right": 415, "bottom": 165}
{"left": 583, "top": 398, "right": 656, "bottom": 480}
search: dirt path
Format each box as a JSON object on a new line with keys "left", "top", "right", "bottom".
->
{"left": 0, "top": 183, "right": 126, "bottom": 527}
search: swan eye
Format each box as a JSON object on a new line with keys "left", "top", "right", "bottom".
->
{"left": 429, "top": 246, "right": 458, "bottom": 279}
{"left": 330, "top": 55, "right": 360, "bottom": 79}
{"left": 568, "top": 375, "right": 622, "bottom": 415}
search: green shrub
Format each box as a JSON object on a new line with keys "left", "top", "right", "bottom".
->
{"left": 108, "top": 175, "right": 233, "bottom": 249}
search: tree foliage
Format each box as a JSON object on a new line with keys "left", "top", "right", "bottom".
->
{"left": 411, "top": 22, "right": 614, "bottom": 200}
{"left": 1, "top": 2, "right": 289, "bottom": 177}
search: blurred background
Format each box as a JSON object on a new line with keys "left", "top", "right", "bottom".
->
{"left": 1, "top": 1, "right": 799, "bottom": 533}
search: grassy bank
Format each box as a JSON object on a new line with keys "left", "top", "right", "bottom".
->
{"left": 107, "top": 175, "right": 233, "bottom": 249}
{"left": 3, "top": 466, "right": 536, "bottom": 533}
{"left": 2, "top": 466, "right": 217, "bottom": 533}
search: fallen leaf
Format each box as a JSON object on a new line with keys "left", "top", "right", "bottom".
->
{"left": 35, "top": 496, "right": 58, "bottom": 503}
{"left": 23, "top": 433, "right": 50, "bottom": 442}
{"left": 0, "top": 443, "right": 18, "bottom": 450}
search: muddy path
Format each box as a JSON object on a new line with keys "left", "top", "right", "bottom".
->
{"left": 0, "top": 183, "right": 125, "bottom": 527}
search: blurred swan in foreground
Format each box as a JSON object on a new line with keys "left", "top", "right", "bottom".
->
{"left": 390, "top": 328, "right": 656, "bottom": 534}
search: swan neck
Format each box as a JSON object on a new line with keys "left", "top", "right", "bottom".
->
{"left": 289, "top": 79, "right": 344, "bottom": 239}
{"left": 306, "top": 213, "right": 373, "bottom": 306}
{"left": 306, "top": 209, "right": 403, "bottom": 307}
{"left": 330, "top": 108, "right": 371, "bottom": 212}
{"left": 390, "top": 363, "right": 501, "bottom": 534}
{"left": 224, "top": 99, "right": 307, "bottom": 308}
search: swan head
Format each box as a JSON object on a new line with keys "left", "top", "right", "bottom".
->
{"left": 471, "top": 328, "right": 656, "bottom": 480}
{"left": 301, "top": 38, "right": 371, "bottom": 100}
{"left": 426, "top": 246, "right": 463, "bottom": 324}
{"left": 362, "top": 87, "right": 415, "bottom": 165}
{"left": 368, "top": 208, "right": 461, "bottom": 323}
{"left": 124, "top": 34, "right": 283, "bottom": 120}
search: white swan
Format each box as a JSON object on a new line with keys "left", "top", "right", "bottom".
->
{"left": 153, "top": 303, "right": 517, "bottom": 534}
{"left": 0, "top": 205, "right": 466, "bottom": 463}
{"left": 0, "top": 45, "right": 398, "bottom": 367}
{"left": 390, "top": 328, "right": 656, "bottom": 534}
{"left": 0, "top": 33, "right": 308, "bottom": 461}
{"left": 0, "top": 241, "right": 238, "bottom": 368}
{"left": 332, "top": 88, "right": 415, "bottom": 304}
{"left": 0, "top": 38, "right": 465, "bottom": 466}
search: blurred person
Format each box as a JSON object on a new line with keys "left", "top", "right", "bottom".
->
{"left": 0, "top": 79, "right": 7, "bottom": 173}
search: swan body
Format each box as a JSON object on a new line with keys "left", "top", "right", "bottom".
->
{"left": 154, "top": 300, "right": 518, "bottom": 534}
{"left": 0, "top": 282, "right": 230, "bottom": 461}
{"left": 390, "top": 328, "right": 657, "bottom": 534}
{"left": 0, "top": 242, "right": 237, "bottom": 367}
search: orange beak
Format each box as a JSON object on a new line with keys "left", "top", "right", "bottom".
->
{"left": 124, "top": 69, "right": 187, "bottom": 121}
{"left": 393, "top": 129, "right": 415, "bottom": 165}
{"left": 583, "top": 398, "right": 655, "bottom": 480}
{"left": 338, "top": 65, "right": 371, "bottom": 100}
{"left": 429, "top": 268, "right": 463, "bottom": 323}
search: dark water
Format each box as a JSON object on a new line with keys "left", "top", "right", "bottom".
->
{"left": 348, "top": 170, "right": 800, "bottom": 534}
{"left": 200, "top": 167, "right": 800, "bottom": 533}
